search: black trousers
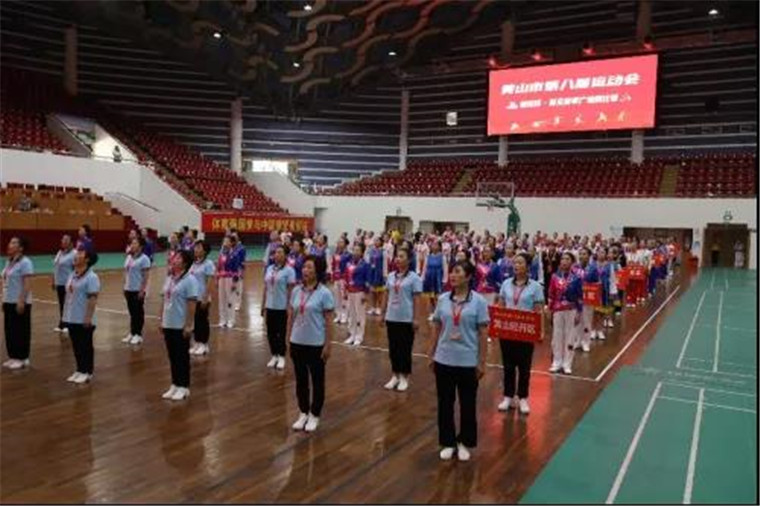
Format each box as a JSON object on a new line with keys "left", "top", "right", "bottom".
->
{"left": 124, "top": 291, "right": 145, "bottom": 336}
{"left": 290, "top": 342, "right": 325, "bottom": 417}
{"left": 56, "top": 285, "right": 66, "bottom": 327}
{"left": 265, "top": 309, "right": 288, "bottom": 356}
{"left": 3, "top": 303, "right": 31, "bottom": 360}
{"left": 386, "top": 321, "right": 414, "bottom": 374}
{"left": 163, "top": 328, "right": 190, "bottom": 387}
{"left": 194, "top": 302, "right": 210, "bottom": 344}
{"left": 68, "top": 324, "right": 95, "bottom": 374}
{"left": 434, "top": 362, "right": 479, "bottom": 448}
{"left": 499, "top": 339, "right": 534, "bottom": 399}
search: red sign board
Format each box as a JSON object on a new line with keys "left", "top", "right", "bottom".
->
{"left": 583, "top": 282, "right": 602, "bottom": 307}
{"left": 488, "top": 54, "right": 659, "bottom": 135}
{"left": 201, "top": 212, "right": 313, "bottom": 234}
{"left": 488, "top": 306, "right": 542, "bottom": 343}
{"left": 628, "top": 266, "right": 647, "bottom": 281}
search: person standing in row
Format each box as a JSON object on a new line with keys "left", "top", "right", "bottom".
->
{"left": 52, "top": 234, "right": 75, "bottom": 333}
{"left": 230, "top": 233, "right": 246, "bottom": 312}
{"left": 574, "top": 247, "right": 598, "bottom": 353}
{"left": 330, "top": 237, "right": 350, "bottom": 324}
{"left": 548, "top": 252, "right": 582, "bottom": 375}
{"left": 122, "top": 237, "right": 151, "bottom": 345}
{"left": 76, "top": 224, "right": 94, "bottom": 254}
{"left": 288, "top": 240, "right": 306, "bottom": 282}
{"left": 217, "top": 235, "right": 241, "bottom": 329}
{"left": 475, "top": 245, "right": 501, "bottom": 305}
{"left": 383, "top": 248, "right": 423, "bottom": 392}
{"left": 497, "top": 253, "right": 544, "bottom": 414}
{"left": 288, "top": 256, "right": 335, "bottom": 433}
{"left": 2, "top": 237, "right": 34, "bottom": 370}
{"left": 367, "top": 236, "right": 387, "bottom": 316}
{"left": 429, "top": 261, "right": 489, "bottom": 461}
{"left": 422, "top": 240, "right": 447, "bottom": 322}
{"left": 593, "top": 247, "right": 617, "bottom": 337}
{"left": 63, "top": 248, "right": 100, "bottom": 384}
{"left": 167, "top": 232, "right": 181, "bottom": 276}
{"left": 189, "top": 240, "right": 215, "bottom": 356}
{"left": 344, "top": 243, "right": 369, "bottom": 346}
{"left": 159, "top": 250, "right": 198, "bottom": 401}
{"left": 263, "top": 230, "right": 281, "bottom": 267}
{"left": 262, "top": 245, "right": 296, "bottom": 370}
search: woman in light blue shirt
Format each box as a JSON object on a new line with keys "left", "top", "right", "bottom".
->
{"left": 2, "top": 236, "right": 34, "bottom": 370}
{"left": 287, "top": 256, "right": 335, "bottom": 433}
{"left": 123, "top": 236, "right": 151, "bottom": 346}
{"left": 159, "top": 250, "right": 198, "bottom": 401}
{"left": 63, "top": 248, "right": 100, "bottom": 384}
{"left": 383, "top": 247, "right": 423, "bottom": 392}
{"left": 428, "top": 261, "right": 489, "bottom": 462}
{"left": 496, "top": 253, "right": 545, "bottom": 415}
{"left": 262, "top": 244, "right": 296, "bottom": 370}
{"left": 52, "top": 234, "right": 75, "bottom": 333}
{"left": 189, "top": 240, "right": 216, "bottom": 356}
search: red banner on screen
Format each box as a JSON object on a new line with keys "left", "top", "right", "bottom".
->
{"left": 487, "top": 54, "right": 658, "bottom": 135}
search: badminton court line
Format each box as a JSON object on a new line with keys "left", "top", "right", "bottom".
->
{"left": 675, "top": 290, "right": 706, "bottom": 369}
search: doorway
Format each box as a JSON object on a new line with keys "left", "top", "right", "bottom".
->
{"left": 702, "top": 223, "right": 749, "bottom": 268}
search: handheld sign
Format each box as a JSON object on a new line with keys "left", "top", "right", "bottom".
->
{"left": 583, "top": 282, "right": 602, "bottom": 307}
{"left": 488, "top": 305, "right": 542, "bottom": 343}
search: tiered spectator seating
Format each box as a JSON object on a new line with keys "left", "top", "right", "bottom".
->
{"left": 0, "top": 184, "right": 139, "bottom": 253}
{"left": 465, "top": 156, "right": 664, "bottom": 198}
{"left": 0, "top": 71, "right": 69, "bottom": 153}
{"left": 324, "top": 159, "right": 468, "bottom": 196}
{"left": 674, "top": 152, "right": 756, "bottom": 197}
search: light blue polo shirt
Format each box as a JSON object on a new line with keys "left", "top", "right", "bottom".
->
{"left": 385, "top": 270, "right": 423, "bottom": 323}
{"left": 161, "top": 274, "right": 199, "bottom": 329}
{"left": 189, "top": 259, "right": 216, "bottom": 300}
{"left": 432, "top": 290, "right": 490, "bottom": 368}
{"left": 63, "top": 270, "right": 100, "bottom": 325}
{"left": 124, "top": 253, "right": 151, "bottom": 292}
{"left": 289, "top": 284, "right": 335, "bottom": 346}
{"left": 265, "top": 264, "right": 296, "bottom": 310}
{"left": 53, "top": 249, "right": 76, "bottom": 286}
{"left": 2, "top": 256, "right": 34, "bottom": 304}
{"left": 499, "top": 278, "right": 545, "bottom": 310}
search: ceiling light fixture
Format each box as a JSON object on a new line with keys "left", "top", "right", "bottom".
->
{"left": 212, "top": 31, "right": 222, "bottom": 39}
{"left": 304, "top": 4, "right": 312, "bottom": 11}
{"left": 708, "top": 7, "right": 719, "bottom": 16}
{"left": 293, "top": 62, "right": 301, "bottom": 68}
{"left": 388, "top": 50, "right": 397, "bottom": 56}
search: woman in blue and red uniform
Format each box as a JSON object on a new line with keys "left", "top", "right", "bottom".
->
{"left": 474, "top": 245, "right": 501, "bottom": 306}
{"left": 422, "top": 239, "right": 447, "bottom": 321}
{"left": 573, "top": 247, "right": 599, "bottom": 353}
{"left": 329, "top": 237, "right": 350, "bottom": 324}
{"left": 367, "top": 236, "right": 387, "bottom": 316}
{"left": 548, "top": 252, "right": 582, "bottom": 375}
{"left": 216, "top": 235, "right": 242, "bottom": 329}
{"left": 344, "top": 243, "right": 370, "bottom": 345}
{"left": 287, "top": 239, "right": 306, "bottom": 283}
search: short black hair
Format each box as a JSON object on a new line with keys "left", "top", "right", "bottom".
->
{"left": 515, "top": 252, "right": 532, "bottom": 265}
{"left": 84, "top": 250, "right": 99, "bottom": 268}
{"left": 195, "top": 239, "right": 210, "bottom": 256}
{"left": 453, "top": 260, "right": 475, "bottom": 279}
{"left": 354, "top": 242, "right": 366, "bottom": 255}
{"left": 81, "top": 224, "right": 91, "bottom": 237}
{"left": 134, "top": 236, "right": 146, "bottom": 249}
{"left": 13, "top": 236, "right": 29, "bottom": 252}
{"left": 561, "top": 251, "right": 576, "bottom": 263}
{"left": 303, "top": 255, "right": 327, "bottom": 284}
{"left": 178, "top": 249, "right": 194, "bottom": 273}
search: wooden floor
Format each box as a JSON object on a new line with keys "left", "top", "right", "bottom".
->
{"left": 0, "top": 263, "right": 689, "bottom": 503}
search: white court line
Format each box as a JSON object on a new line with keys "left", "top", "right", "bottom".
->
{"left": 33, "top": 297, "right": 595, "bottom": 383}
{"left": 676, "top": 291, "right": 706, "bottom": 369}
{"left": 724, "top": 270, "right": 729, "bottom": 290}
{"left": 595, "top": 285, "right": 681, "bottom": 383}
{"left": 683, "top": 388, "right": 704, "bottom": 505}
{"left": 658, "top": 394, "right": 756, "bottom": 415}
{"left": 606, "top": 381, "right": 662, "bottom": 504}
{"left": 663, "top": 380, "right": 757, "bottom": 398}
{"left": 680, "top": 365, "right": 756, "bottom": 379}
{"left": 682, "top": 357, "right": 756, "bottom": 370}
{"left": 696, "top": 323, "right": 756, "bottom": 333}
{"left": 713, "top": 291, "right": 723, "bottom": 373}
{"left": 709, "top": 271, "right": 715, "bottom": 290}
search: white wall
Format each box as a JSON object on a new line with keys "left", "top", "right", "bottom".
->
{"left": 315, "top": 195, "right": 758, "bottom": 269}
{"left": 0, "top": 149, "right": 200, "bottom": 235}
{"left": 246, "top": 172, "right": 315, "bottom": 215}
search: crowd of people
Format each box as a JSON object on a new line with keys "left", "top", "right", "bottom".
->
{"left": 1, "top": 224, "right": 680, "bottom": 462}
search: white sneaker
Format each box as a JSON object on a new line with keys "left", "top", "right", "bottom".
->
{"left": 456, "top": 443, "right": 471, "bottom": 461}
{"left": 563, "top": 366, "right": 573, "bottom": 375}
{"left": 292, "top": 412, "right": 309, "bottom": 430}
{"left": 2, "top": 359, "right": 14, "bottom": 368}
{"left": 597, "top": 331, "right": 606, "bottom": 340}
{"left": 276, "top": 356, "right": 286, "bottom": 370}
{"left": 333, "top": 315, "right": 341, "bottom": 323}
{"left": 225, "top": 321, "right": 235, "bottom": 329}
{"left": 374, "top": 308, "right": 382, "bottom": 316}
{"left": 497, "top": 397, "right": 513, "bottom": 411}
{"left": 439, "top": 447, "right": 455, "bottom": 460}
{"left": 170, "top": 387, "right": 189, "bottom": 401}
{"left": 582, "top": 343, "right": 591, "bottom": 353}
{"left": 397, "top": 376, "right": 409, "bottom": 392}
{"left": 129, "top": 335, "right": 143, "bottom": 345}
{"left": 518, "top": 398, "right": 531, "bottom": 414}
{"left": 266, "top": 356, "right": 278, "bottom": 368}
{"left": 67, "top": 372, "right": 80, "bottom": 382}
{"left": 427, "top": 314, "right": 435, "bottom": 322}
{"left": 366, "top": 309, "right": 375, "bottom": 315}
{"left": 352, "top": 337, "right": 363, "bottom": 346}
{"left": 304, "top": 414, "right": 319, "bottom": 432}
{"left": 73, "top": 373, "right": 91, "bottom": 384}
{"left": 162, "top": 385, "right": 177, "bottom": 399}
{"left": 122, "top": 333, "right": 134, "bottom": 343}
{"left": 339, "top": 315, "right": 347, "bottom": 324}
{"left": 8, "top": 359, "right": 29, "bottom": 370}
{"left": 195, "top": 344, "right": 209, "bottom": 355}
{"left": 590, "top": 330, "right": 598, "bottom": 340}
{"left": 384, "top": 375, "right": 400, "bottom": 390}
{"left": 189, "top": 344, "right": 199, "bottom": 355}
{"left": 62, "top": 327, "right": 69, "bottom": 334}
{"left": 53, "top": 326, "right": 63, "bottom": 332}
{"left": 343, "top": 335, "right": 355, "bottom": 345}
{"left": 549, "top": 363, "right": 561, "bottom": 373}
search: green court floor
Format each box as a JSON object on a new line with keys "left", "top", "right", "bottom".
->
{"left": 26, "top": 246, "right": 265, "bottom": 275}
{"left": 522, "top": 268, "right": 757, "bottom": 504}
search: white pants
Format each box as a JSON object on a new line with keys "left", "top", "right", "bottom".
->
{"left": 577, "top": 305, "right": 595, "bottom": 347}
{"left": 347, "top": 291, "right": 366, "bottom": 341}
{"left": 218, "top": 277, "right": 236, "bottom": 326}
{"left": 552, "top": 310, "right": 576, "bottom": 369}
{"left": 332, "top": 280, "right": 346, "bottom": 320}
{"left": 232, "top": 275, "right": 242, "bottom": 310}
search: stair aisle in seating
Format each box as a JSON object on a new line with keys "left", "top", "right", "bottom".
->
{"left": 658, "top": 165, "right": 680, "bottom": 197}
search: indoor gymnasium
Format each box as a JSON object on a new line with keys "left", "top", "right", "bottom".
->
{"left": 0, "top": 0, "right": 757, "bottom": 504}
